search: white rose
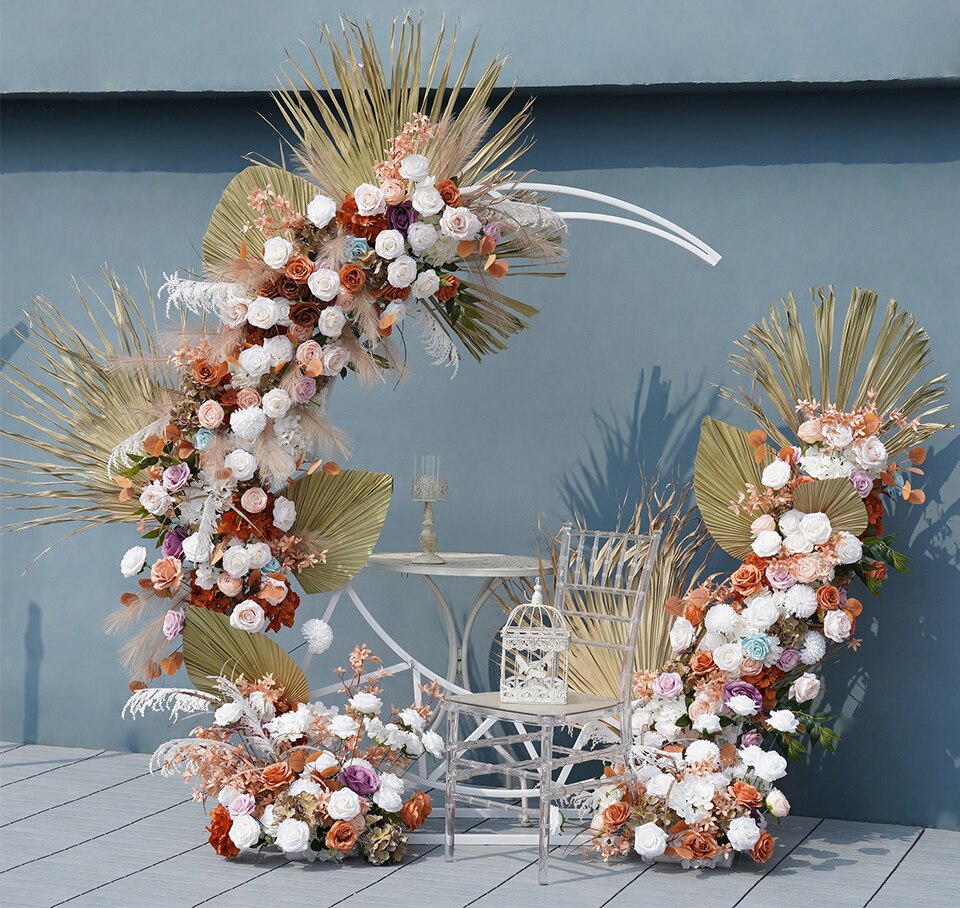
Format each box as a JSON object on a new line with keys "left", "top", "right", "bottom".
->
{"left": 789, "top": 672, "right": 821, "bottom": 703}
{"left": 317, "top": 306, "right": 346, "bottom": 339}
{"left": 261, "top": 388, "right": 292, "bottom": 419}
{"left": 407, "top": 221, "right": 439, "bottom": 253}
{"left": 777, "top": 508, "right": 804, "bottom": 536}
{"left": 743, "top": 594, "right": 779, "bottom": 631}
{"left": 412, "top": 268, "right": 440, "bottom": 299}
{"left": 387, "top": 255, "right": 417, "bottom": 289}
{"left": 766, "top": 788, "right": 791, "bottom": 817}
{"left": 307, "top": 193, "right": 337, "bottom": 228}
{"left": 181, "top": 533, "right": 211, "bottom": 564}
{"left": 121, "top": 545, "right": 147, "bottom": 578}
{"left": 398, "top": 708, "right": 425, "bottom": 732}
{"left": 856, "top": 436, "right": 888, "bottom": 471}
{"left": 263, "top": 236, "right": 293, "bottom": 269}
{"left": 139, "top": 483, "right": 172, "bottom": 516}
{"left": 321, "top": 344, "right": 349, "bottom": 376}
{"left": 398, "top": 154, "right": 430, "bottom": 182}
{"left": 221, "top": 297, "right": 249, "bottom": 328}
{"left": 823, "top": 610, "right": 852, "bottom": 642}
{"left": 307, "top": 267, "right": 340, "bottom": 302}
{"left": 229, "top": 814, "right": 261, "bottom": 849}
{"left": 330, "top": 713, "right": 360, "bottom": 739}
{"left": 398, "top": 730, "right": 424, "bottom": 757}
{"left": 439, "top": 205, "right": 481, "bottom": 241}
{"left": 669, "top": 617, "right": 695, "bottom": 652}
{"left": 411, "top": 179, "right": 444, "bottom": 217}
{"left": 259, "top": 804, "right": 279, "bottom": 836}
{"left": 272, "top": 495, "right": 297, "bottom": 532}
{"left": 372, "top": 774, "right": 404, "bottom": 813}
{"left": 726, "top": 816, "right": 761, "bottom": 851}
{"left": 728, "top": 695, "right": 760, "bottom": 717}
{"left": 237, "top": 345, "right": 272, "bottom": 377}
{"left": 644, "top": 772, "right": 674, "bottom": 799}
{"left": 824, "top": 424, "right": 854, "bottom": 448}
{"left": 327, "top": 787, "right": 361, "bottom": 821}
{"left": 692, "top": 712, "right": 721, "bottom": 734}
{"left": 752, "top": 530, "right": 782, "bottom": 558}
{"left": 761, "top": 459, "right": 792, "bottom": 490}
{"left": 799, "top": 512, "right": 832, "bottom": 546}
{"left": 307, "top": 751, "right": 339, "bottom": 775}
{"left": 634, "top": 822, "right": 669, "bottom": 859}
{"left": 224, "top": 449, "right": 257, "bottom": 481}
{"left": 246, "top": 296, "right": 281, "bottom": 329}
{"left": 752, "top": 750, "right": 788, "bottom": 782}
{"left": 767, "top": 709, "right": 799, "bottom": 733}
{"left": 421, "top": 729, "right": 444, "bottom": 758}
{"left": 783, "top": 531, "right": 815, "bottom": 555}
{"left": 214, "top": 701, "right": 244, "bottom": 726}
{"left": 230, "top": 600, "right": 266, "bottom": 633}
{"left": 374, "top": 229, "right": 406, "bottom": 260}
{"left": 275, "top": 818, "right": 311, "bottom": 854}
{"left": 263, "top": 334, "right": 293, "bottom": 366}
{"left": 713, "top": 642, "right": 744, "bottom": 673}
{"left": 349, "top": 692, "right": 382, "bottom": 714}
{"left": 246, "top": 542, "right": 272, "bottom": 570}
{"left": 221, "top": 545, "right": 252, "bottom": 578}
{"left": 784, "top": 583, "right": 818, "bottom": 618}
{"left": 353, "top": 183, "right": 386, "bottom": 216}
{"left": 835, "top": 532, "right": 863, "bottom": 565}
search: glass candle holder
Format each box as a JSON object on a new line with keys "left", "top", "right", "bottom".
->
{"left": 411, "top": 455, "right": 447, "bottom": 563}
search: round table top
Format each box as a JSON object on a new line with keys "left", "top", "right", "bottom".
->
{"left": 367, "top": 552, "right": 544, "bottom": 578}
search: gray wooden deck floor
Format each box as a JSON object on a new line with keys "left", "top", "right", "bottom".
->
{"left": 1, "top": 742, "right": 956, "bottom": 907}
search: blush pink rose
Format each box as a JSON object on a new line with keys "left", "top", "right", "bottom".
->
{"left": 236, "top": 388, "right": 261, "bottom": 410}
{"left": 751, "top": 515, "right": 776, "bottom": 536}
{"left": 797, "top": 419, "right": 823, "bottom": 443}
{"left": 197, "top": 399, "right": 225, "bottom": 429}
{"left": 296, "top": 340, "right": 323, "bottom": 369}
{"left": 241, "top": 488, "right": 268, "bottom": 513}
{"left": 380, "top": 178, "right": 406, "bottom": 205}
{"left": 217, "top": 574, "right": 244, "bottom": 597}
{"left": 792, "top": 556, "right": 821, "bottom": 584}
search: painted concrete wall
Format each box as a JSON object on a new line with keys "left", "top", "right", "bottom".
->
{"left": 1, "top": 28, "right": 958, "bottom": 832}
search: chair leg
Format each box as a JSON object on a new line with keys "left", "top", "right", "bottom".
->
{"left": 538, "top": 723, "right": 553, "bottom": 886}
{"left": 444, "top": 704, "right": 460, "bottom": 863}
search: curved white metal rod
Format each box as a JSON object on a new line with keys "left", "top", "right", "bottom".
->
{"left": 516, "top": 181, "right": 721, "bottom": 265}
{"left": 556, "top": 211, "right": 719, "bottom": 265}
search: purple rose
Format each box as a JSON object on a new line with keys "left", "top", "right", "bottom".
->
{"left": 850, "top": 470, "right": 873, "bottom": 498}
{"left": 765, "top": 565, "right": 796, "bottom": 591}
{"left": 386, "top": 201, "right": 417, "bottom": 236}
{"left": 229, "top": 793, "right": 256, "bottom": 817}
{"left": 339, "top": 764, "right": 380, "bottom": 796}
{"left": 838, "top": 586, "right": 848, "bottom": 605}
{"left": 290, "top": 375, "right": 317, "bottom": 405}
{"left": 161, "top": 527, "right": 188, "bottom": 559}
{"left": 723, "top": 680, "right": 763, "bottom": 711}
{"left": 162, "top": 462, "right": 192, "bottom": 492}
{"left": 740, "top": 730, "right": 763, "bottom": 748}
{"left": 775, "top": 648, "right": 800, "bottom": 672}
{"left": 483, "top": 221, "right": 501, "bottom": 243}
{"left": 162, "top": 608, "right": 185, "bottom": 640}
{"left": 652, "top": 671, "right": 684, "bottom": 700}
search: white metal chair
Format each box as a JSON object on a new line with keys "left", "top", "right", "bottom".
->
{"left": 443, "top": 523, "right": 661, "bottom": 884}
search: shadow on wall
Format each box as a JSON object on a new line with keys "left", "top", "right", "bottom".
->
{"left": 559, "top": 366, "right": 716, "bottom": 527}
{"left": 23, "top": 602, "right": 42, "bottom": 743}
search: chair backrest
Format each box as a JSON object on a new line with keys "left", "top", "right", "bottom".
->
{"left": 553, "top": 523, "right": 661, "bottom": 718}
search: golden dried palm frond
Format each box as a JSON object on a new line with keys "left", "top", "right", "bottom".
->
{"left": 183, "top": 606, "right": 309, "bottom": 702}
{"left": 285, "top": 469, "right": 393, "bottom": 594}
{"left": 501, "top": 477, "right": 711, "bottom": 699}
{"left": 1, "top": 271, "right": 177, "bottom": 539}
{"left": 721, "top": 286, "right": 952, "bottom": 456}
{"left": 793, "top": 478, "right": 868, "bottom": 537}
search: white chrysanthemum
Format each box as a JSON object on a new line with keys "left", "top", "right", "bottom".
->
{"left": 704, "top": 603, "right": 740, "bottom": 636}
{"left": 302, "top": 618, "right": 333, "bottom": 655}
{"left": 784, "top": 584, "right": 818, "bottom": 618}
{"left": 229, "top": 406, "right": 267, "bottom": 442}
{"left": 800, "top": 630, "right": 827, "bottom": 664}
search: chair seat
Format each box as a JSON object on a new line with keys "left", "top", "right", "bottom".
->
{"left": 447, "top": 689, "right": 621, "bottom": 720}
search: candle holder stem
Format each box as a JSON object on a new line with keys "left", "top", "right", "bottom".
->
{"left": 414, "top": 500, "right": 445, "bottom": 564}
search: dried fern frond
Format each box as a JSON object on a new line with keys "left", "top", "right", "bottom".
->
{"left": 721, "top": 286, "right": 952, "bottom": 454}
{"left": 1, "top": 271, "right": 177, "bottom": 536}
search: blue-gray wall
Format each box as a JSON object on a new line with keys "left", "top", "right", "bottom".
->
{"left": 2, "top": 8, "right": 958, "bottom": 831}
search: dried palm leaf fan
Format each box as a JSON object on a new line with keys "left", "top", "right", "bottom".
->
{"left": 502, "top": 477, "right": 711, "bottom": 701}
{"left": 283, "top": 469, "right": 394, "bottom": 594}
{"left": 260, "top": 15, "right": 565, "bottom": 362}
{"left": 0, "top": 271, "right": 177, "bottom": 544}
{"left": 720, "top": 286, "right": 952, "bottom": 457}
{"left": 183, "top": 606, "right": 310, "bottom": 703}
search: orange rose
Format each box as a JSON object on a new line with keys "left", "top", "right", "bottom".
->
{"left": 285, "top": 255, "right": 314, "bottom": 283}
{"left": 601, "top": 801, "right": 632, "bottom": 832}
{"left": 867, "top": 561, "right": 888, "bottom": 583}
{"left": 261, "top": 762, "right": 294, "bottom": 790}
{"left": 435, "top": 276, "right": 460, "bottom": 302}
{"left": 436, "top": 179, "right": 461, "bottom": 207}
{"left": 339, "top": 263, "right": 367, "bottom": 293}
{"left": 150, "top": 556, "right": 183, "bottom": 592}
{"left": 676, "top": 829, "right": 719, "bottom": 861}
{"left": 236, "top": 387, "right": 261, "bottom": 409}
{"left": 206, "top": 804, "right": 239, "bottom": 858}
{"left": 690, "top": 651, "right": 717, "bottom": 675}
{"left": 684, "top": 602, "right": 706, "bottom": 626}
{"left": 731, "top": 563, "right": 763, "bottom": 597}
{"left": 751, "top": 830, "right": 775, "bottom": 863}
{"left": 729, "top": 780, "right": 763, "bottom": 808}
{"left": 816, "top": 585, "right": 841, "bottom": 611}
{"left": 400, "top": 791, "right": 433, "bottom": 831}
{"left": 193, "top": 359, "right": 228, "bottom": 388}
{"left": 325, "top": 820, "right": 358, "bottom": 852}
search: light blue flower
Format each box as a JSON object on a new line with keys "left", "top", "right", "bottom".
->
{"left": 741, "top": 633, "right": 772, "bottom": 662}
{"left": 194, "top": 428, "right": 213, "bottom": 452}
{"left": 262, "top": 557, "right": 282, "bottom": 575}
{"left": 346, "top": 237, "right": 369, "bottom": 261}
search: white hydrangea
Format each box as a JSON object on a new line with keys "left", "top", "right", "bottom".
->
{"left": 667, "top": 777, "right": 716, "bottom": 825}
{"left": 799, "top": 451, "right": 855, "bottom": 480}
{"left": 301, "top": 618, "right": 333, "bottom": 655}
{"left": 784, "top": 583, "right": 818, "bottom": 618}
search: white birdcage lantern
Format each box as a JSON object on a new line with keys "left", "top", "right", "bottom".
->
{"left": 499, "top": 578, "right": 570, "bottom": 704}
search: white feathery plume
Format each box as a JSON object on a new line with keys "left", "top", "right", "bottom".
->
{"left": 123, "top": 687, "right": 214, "bottom": 722}
{"left": 107, "top": 416, "right": 168, "bottom": 478}
{"left": 160, "top": 273, "right": 245, "bottom": 317}
{"left": 214, "top": 676, "right": 278, "bottom": 761}
{"left": 413, "top": 303, "right": 461, "bottom": 377}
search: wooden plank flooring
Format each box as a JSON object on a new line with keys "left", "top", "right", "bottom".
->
{"left": 0, "top": 744, "right": 956, "bottom": 907}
